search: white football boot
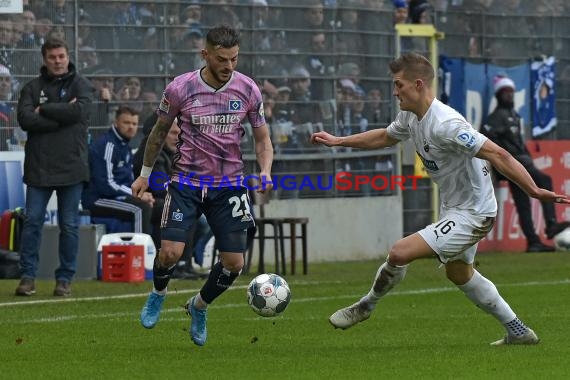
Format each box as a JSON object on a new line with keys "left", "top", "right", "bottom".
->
{"left": 329, "top": 301, "right": 372, "bottom": 329}
{"left": 490, "top": 328, "right": 540, "bottom": 346}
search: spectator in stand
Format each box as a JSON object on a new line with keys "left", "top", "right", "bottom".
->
{"left": 335, "top": 0, "right": 364, "bottom": 56}
{"left": 356, "top": 1, "right": 393, "bottom": 55}
{"left": 203, "top": 2, "right": 242, "bottom": 30}
{"left": 108, "top": 2, "right": 146, "bottom": 69}
{"left": 0, "top": 63, "right": 14, "bottom": 105}
{"left": 78, "top": 46, "right": 99, "bottom": 72}
{"left": 0, "top": 64, "right": 17, "bottom": 150}
{"left": 130, "top": 89, "right": 159, "bottom": 148}
{"left": 408, "top": 0, "right": 433, "bottom": 54}
{"left": 351, "top": 85, "right": 373, "bottom": 195}
{"left": 487, "top": 0, "right": 533, "bottom": 62}
{"left": 364, "top": 88, "right": 390, "bottom": 129}
{"left": 306, "top": 31, "right": 334, "bottom": 100}
{"left": 36, "top": 0, "right": 74, "bottom": 26}
{"left": 286, "top": 0, "right": 330, "bottom": 53}
{"left": 77, "top": 12, "right": 97, "bottom": 50}
{"left": 181, "top": 0, "right": 204, "bottom": 25}
{"left": 172, "top": 26, "right": 205, "bottom": 76}
{"left": 289, "top": 64, "right": 323, "bottom": 148}
{"left": 272, "top": 85, "right": 295, "bottom": 153}
{"left": 12, "top": 10, "right": 42, "bottom": 75}
{"left": 337, "top": 79, "right": 358, "bottom": 137}
{"left": 82, "top": 106, "right": 154, "bottom": 236}
{"left": 336, "top": 78, "right": 369, "bottom": 180}
{"left": 20, "top": 10, "right": 38, "bottom": 48}
{"left": 46, "top": 24, "right": 66, "bottom": 42}
{"left": 0, "top": 18, "right": 16, "bottom": 74}
{"left": 11, "top": 13, "right": 41, "bottom": 75}
{"left": 82, "top": 2, "right": 115, "bottom": 50}
{"left": 250, "top": 0, "right": 274, "bottom": 73}
{"left": 112, "top": 2, "right": 144, "bottom": 48}
{"left": 57, "top": 0, "right": 74, "bottom": 24}
{"left": 139, "top": 91, "right": 159, "bottom": 125}
{"left": 115, "top": 76, "right": 144, "bottom": 113}
{"left": 338, "top": 62, "right": 365, "bottom": 95}
{"left": 138, "top": 1, "right": 158, "bottom": 29}
{"left": 350, "top": 87, "right": 368, "bottom": 134}
{"left": 393, "top": 0, "right": 409, "bottom": 25}
{"left": 287, "top": 64, "right": 324, "bottom": 196}
{"left": 390, "top": 0, "right": 412, "bottom": 56}
{"left": 365, "top": 87, "right": 394, "bottom": 193}
{"left": 445, "top": 0, "right": 497, "bottom": 58}
{"left": 10, "top": 15, "right": 24, "bottom": 48}
{"left": 86, "top": 68, "right": 117, "bottom": 130}
{"left": 166, "top": 14, "right": 185, "bottom": 48}
{"left": 34, "top": 18, "right": 53, "bottom": 47}
{"left": 409, "top": 0, "right": 433, "bottom": 24}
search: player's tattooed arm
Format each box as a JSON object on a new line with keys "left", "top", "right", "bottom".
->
{"left": 143, "top": 115, "right": 173, "bottom": 167}
{"left": 253, "top": 124, "right": 274, "bottom": 192}
{"left": 253, "top": 124, "right": 274, "bottom": 175}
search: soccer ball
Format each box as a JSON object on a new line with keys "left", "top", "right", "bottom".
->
{"left": 247, "top": 273, "right": 291, "bottom": 317}
{"left": 554, "top": 228, "right": 570, "bottom": 251}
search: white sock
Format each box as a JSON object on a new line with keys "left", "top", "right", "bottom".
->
{"left": 457, "top": 270, "right": 516, "bottom": 324}
{"left": 360, "top": 261, "right": 408, "bottom": 309}
{"left": 152, "top": 287, "right": 167, "bottom": 296}
{"left": 194, "top": 293, "right": 208, "bottom": 310}
{"left": 504, "top": 317, "right": 530, "bottom": 337}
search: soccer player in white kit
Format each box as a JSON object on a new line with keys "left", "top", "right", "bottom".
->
{"left": 132, "top": 25, "right": 273, "bottom": 346}
{"left": 311, "top": 53, "right": 569, "bottom": 345}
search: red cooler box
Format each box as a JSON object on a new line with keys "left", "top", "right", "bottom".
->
{"left": 101, "top": 244, "right": 145, "bottom": 282}
{"left": 97, "top": 233, "right": 156, "bottom": 280}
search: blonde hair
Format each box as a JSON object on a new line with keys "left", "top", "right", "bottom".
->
{"left": 389, "top": 52, "right": 434, "bottom": 85}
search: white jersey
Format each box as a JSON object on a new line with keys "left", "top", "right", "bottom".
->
{"left": 387, "top": 98, "right": 497, "bottom": 217}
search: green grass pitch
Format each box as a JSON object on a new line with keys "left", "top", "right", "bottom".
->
{"left": 1, "top": 252, "right": 569, "bottom": 380}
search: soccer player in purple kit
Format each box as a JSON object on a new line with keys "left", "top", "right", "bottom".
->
{"left": 132, "top": 25, "right": 274, "bottom": 346}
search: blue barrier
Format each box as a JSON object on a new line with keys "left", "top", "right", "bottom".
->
{"left": 0, "top": 160, "right": 25, "bottom": 211}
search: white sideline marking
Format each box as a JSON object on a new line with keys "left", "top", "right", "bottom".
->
{"left": 1, "top": 278, "right": 569, "bottom": 309}
{"left": 0, "top": 279, "right": 568, "bottom": 325}
{"left": 0, "top": 280, "right": 341, "bottom": 308}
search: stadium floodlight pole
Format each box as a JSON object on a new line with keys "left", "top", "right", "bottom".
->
{"left": 394, "top": 23, "right": 445, "bottom": 223}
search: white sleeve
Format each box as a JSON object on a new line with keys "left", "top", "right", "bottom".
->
{"left": 386, "top": 111, "right": 410, "bottom": 141}
{"left": 437, "top": 119, "right": 487, "bottom": 157}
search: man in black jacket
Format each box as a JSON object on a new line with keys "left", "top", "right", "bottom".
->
{"left": 481, "top": 75, "right": 570, "bottom": 252}
{"left": 15, "top": 38, "right": 94, "bottom": 296}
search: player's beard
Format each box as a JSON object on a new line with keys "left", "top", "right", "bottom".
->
{"left": 214, "top": 69, "right": 232, "bottom": 85}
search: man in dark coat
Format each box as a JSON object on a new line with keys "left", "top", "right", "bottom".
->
{"left": 15, "top": 37, "right": 94, "bottom": 297}
{"left": 481, "top": 75, "right": 570, "bottom": 252}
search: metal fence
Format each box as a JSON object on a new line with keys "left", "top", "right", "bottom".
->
{"left": 1, "top": 0, "right": 569, "bottom": 201}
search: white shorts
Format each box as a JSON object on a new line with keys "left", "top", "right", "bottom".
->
{"left": 418, "top": 210, "right": 495, "bottom": 264}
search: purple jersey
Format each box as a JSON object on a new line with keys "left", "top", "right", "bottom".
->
{"left": 158, "top": 69, "right": 266, "bottom": 187}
